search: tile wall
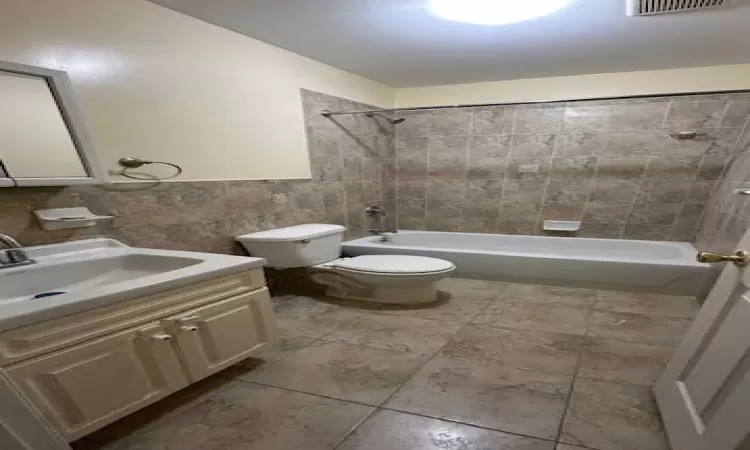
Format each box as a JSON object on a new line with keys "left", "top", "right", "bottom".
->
{"left": 2, "top": 90, "right": 749, "bottom": 255}
{"left": 695, "top": 125, "right": 750, "bottom": 253}
{"left": 391, "top": 93, "right": 750, "bottom": 241}
{"left": 0, "top": 90, "right": 390, "bottom": 253}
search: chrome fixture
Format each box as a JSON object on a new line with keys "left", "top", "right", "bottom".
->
{"left": 368, "top": 228, "right": 398, "bottom": 236}
{"left": 320, "top": 91, "right": 748, "bottom": 123}
{"left": 0, "top": 234, "right": 35, "bottom": 269}
{"left": 321, "top": 109, "right": 405, "bottom": 124}
{"left": 697, "top": 250, "right": 750, "bottom": 266}
{"left": 669, "top": 131, "right": 711, "bottom": 140}
{"left": 117, "top": 157, "right": 183, "bottom": 181}
{"left": 368, "top": 228, "right": 398, "bottom": 243}
{"left": 365, "top": 206, "right": 396, "bottom": 241}
{"left": 365, "top": 112, "right": 405, "bottom": 124}
{"left": 365, "top": 205, "right": 386, "bottom": 217}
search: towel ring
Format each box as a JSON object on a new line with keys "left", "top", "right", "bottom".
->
{"left": 117, "top": 157, "right": 183, "bottom": 180}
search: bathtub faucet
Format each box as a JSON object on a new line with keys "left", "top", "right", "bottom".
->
{"left": 368, "top": 228, "right": 398, "bottom": 242}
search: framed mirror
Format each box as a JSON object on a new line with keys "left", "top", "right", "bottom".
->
{"left": 0, "top": 61, "right": 105, "bottom": 187}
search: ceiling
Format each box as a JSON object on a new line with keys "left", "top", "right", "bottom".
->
{"left": 148, "top": 0, "right": 750, "bottom": 88}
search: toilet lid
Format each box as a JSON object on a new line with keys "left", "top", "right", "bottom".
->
{"left": 333, "top": 255, "right": 455, "bottom": 274}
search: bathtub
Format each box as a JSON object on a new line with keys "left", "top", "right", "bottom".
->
{"left": 342, "top": 231, "right": 713, "bottom": 296}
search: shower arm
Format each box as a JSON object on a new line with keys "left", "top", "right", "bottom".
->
{"left": 320, "top": 89, "right": 750, "bottom": 118}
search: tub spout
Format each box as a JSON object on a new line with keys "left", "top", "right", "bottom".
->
{"left": 368, "top": 228, "right": 398, "bottom": 236}
{"left": 368, "top": 229, "right": 397, "bottom": 243}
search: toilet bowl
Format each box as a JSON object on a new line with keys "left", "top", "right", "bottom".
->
{"left": 310, "top": 255, "right": 455, "bottom": 303}
{"left": 236, "top": 224, "right": 455, "bottom": 304}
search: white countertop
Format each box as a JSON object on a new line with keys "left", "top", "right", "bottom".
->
{"left": 0, "top": 239, "right": 266, "bottom": 332}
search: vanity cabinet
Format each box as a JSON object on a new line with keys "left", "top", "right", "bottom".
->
{"left": 0, "top": 270, "right": 277, "bottom": 442}
{"left": 167, "top": 291, "right": 274, "bottom": 382}
{"left": 3, "top": 322, "right": 188, "bottom": 440}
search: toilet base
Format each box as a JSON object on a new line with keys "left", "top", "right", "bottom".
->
{"left": 325, "top": 283, "right": 438, "bottom": 304}
{"left": 308, "top": 270, "right": 440, "bottom": 304}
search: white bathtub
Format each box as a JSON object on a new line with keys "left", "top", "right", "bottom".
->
{"left": 342, "top": 231, "right": 712, "bottom": 296}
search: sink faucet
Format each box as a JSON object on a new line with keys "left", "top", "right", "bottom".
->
{"left": 0, "top": 234, "right": 35, "bottom": 269}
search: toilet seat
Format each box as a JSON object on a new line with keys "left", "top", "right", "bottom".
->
{"left": 328, "top": 255, "right": 455, "bottom": 275}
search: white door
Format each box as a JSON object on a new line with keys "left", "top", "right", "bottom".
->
{"left": 655, "top": 228, "right": 750, "bottom": 450}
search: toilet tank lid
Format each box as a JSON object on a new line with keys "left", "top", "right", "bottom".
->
{"left": 236, "top": 224, "right": 346, "bottom": 243}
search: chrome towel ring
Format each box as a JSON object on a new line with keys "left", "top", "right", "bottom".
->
{"left": 117, "top": 157, "right": 183, "bottom": 181}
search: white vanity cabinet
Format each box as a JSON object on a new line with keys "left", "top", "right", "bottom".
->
{"left": 0, "top": 270, "right": 277, "bottom": 442}
{"left": 166, "top": 291, "right": 274, "bottom": 382}
{"left": 3, "top": 322, "right": 188, "bottom": 441}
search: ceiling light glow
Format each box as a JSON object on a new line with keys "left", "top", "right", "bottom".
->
{"left": 428, "top": 0, "right": 573, "bottom": 25}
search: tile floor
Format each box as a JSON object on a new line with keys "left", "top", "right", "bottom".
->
{"left": 73, "top": 279, "right": 701, "bottom": 450}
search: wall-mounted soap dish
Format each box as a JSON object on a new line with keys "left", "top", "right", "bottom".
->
{"left": 542, "top": 220, "right": 581, "bottom": 232}
{"left": 34, "top": 207, "right": 114, "bottom": 231}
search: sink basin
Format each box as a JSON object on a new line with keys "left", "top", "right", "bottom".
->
{"left": 0, "top": 239, "right": 266, "bottom": 332}
{"left": 0, "top": 254, "right": 203, "bottom": 305}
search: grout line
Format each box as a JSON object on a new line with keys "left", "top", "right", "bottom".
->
{"left": 331, "top": 406, "right": 380, "bottom": 450}
{"left": 237, "top": 378, "right": 378, "bottom": 408}
{"left": 554, "top": 346, "right": 582, "bottom": 444}
{"left": 660, "top": 100, "right": 673, "bottom": 129}
{"left": 374, "top": 331, "right": 458, "bottom": 408}
{"left": 377, "top": 405, "right": 560, "bottom": 445}
{"left": 716, "top": 99, "right": 731, "bottom": 128}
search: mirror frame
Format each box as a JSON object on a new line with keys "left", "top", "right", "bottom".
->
{"left": 0, "top": 60, "right": 106, "bottom": 187}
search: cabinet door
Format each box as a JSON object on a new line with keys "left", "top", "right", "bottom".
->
{"left": 4, "top": 322, "right": 188, "bottom": 442}
{"left": 169, "top": 289, "right": 278, "bottom": 382}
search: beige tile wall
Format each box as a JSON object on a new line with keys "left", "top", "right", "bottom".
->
{"left": 695, "top": 125, "right": 750, "bottom": 253}
{"left": 391, "top": 93, "right": 750, "bottom": 241}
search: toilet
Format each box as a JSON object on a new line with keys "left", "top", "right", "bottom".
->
{"left": 236, "top": 224, "right": 455, "bottom": 304}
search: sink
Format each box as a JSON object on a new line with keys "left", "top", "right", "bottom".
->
{"left": 0, "top": 254, "right": 203, "bottom": 305}
{"left": 0, "top": 239, "right": 266, "bottom": 332}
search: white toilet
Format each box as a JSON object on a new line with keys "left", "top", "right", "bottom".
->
{"left": 236, "top": 224, "right": 455, "bottom": 304}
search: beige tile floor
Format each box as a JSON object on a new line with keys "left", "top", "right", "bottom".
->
{"left": 73, "top": 278, "right": 701, "bottom": 450}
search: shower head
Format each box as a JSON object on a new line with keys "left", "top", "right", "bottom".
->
{"left": 366, "top": 112, "right": 405, "bottom": 125}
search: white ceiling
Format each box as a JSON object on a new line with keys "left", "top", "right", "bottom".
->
{"left": 149, "top": 0, "right": 750, "bottom": 88}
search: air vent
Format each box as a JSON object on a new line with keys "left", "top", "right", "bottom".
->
{"left": 627, "top": 0, "right": 732, "bottom": 16}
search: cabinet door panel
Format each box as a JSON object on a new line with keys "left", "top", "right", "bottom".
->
{"left": 5, "top": 323, "right": 187, "bottom": 442}
{"left": 171, "top": 289, "right": 278, "bottom": 381}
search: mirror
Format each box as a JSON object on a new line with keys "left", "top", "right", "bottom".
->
{"left": 0, "top": 61, "right": 104, "bottom": 187}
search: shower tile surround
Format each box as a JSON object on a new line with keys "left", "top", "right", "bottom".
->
{"left": 695, "top": 122, "right": 750, "bottom": 253}
{"left": 392, "top": 92, "right": 750, "bottom": 241}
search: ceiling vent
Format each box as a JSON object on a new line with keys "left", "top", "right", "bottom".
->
{"left": 627, "top": 0, "right": 732, "bottom": 16}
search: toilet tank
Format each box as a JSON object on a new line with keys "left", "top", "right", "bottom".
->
{"left": 236, "top": 224, "right": 346, "bottom": 268}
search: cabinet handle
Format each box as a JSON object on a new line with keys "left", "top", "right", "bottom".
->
{"left": 151, "top": 333, "right": 172, "bottom": 341}
{"left": 180, "top": 325, "right": 199, "bottom": 332}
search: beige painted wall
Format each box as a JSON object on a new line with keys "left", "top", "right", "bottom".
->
{"left": 4, "top": 0, "right": 750, "bottom": 182}
{"left": 396, "top": 64, "right": 750, "bottom": 108}
{"left": 0, "top": 0, "right": 395, "bottom": 181}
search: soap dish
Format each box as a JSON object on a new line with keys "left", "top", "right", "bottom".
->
{"left": 542, "top": 220, "right": 581, "bottom": 232}
{"left": 34, "top": 207, "right": 114, "bottom": 231}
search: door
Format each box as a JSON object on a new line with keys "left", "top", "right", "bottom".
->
{"left": 4, "top": 322, "right": 188, "bottom": 442}
{"left": 655, "top": 228, "right": 750, "bottom": 450}
{"left": 168, "top": 289, "right": 278, "bottom": 382}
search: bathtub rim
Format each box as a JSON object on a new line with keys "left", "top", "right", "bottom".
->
{"left": 342, "top": 230, "right": 703, "bottom": 268}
